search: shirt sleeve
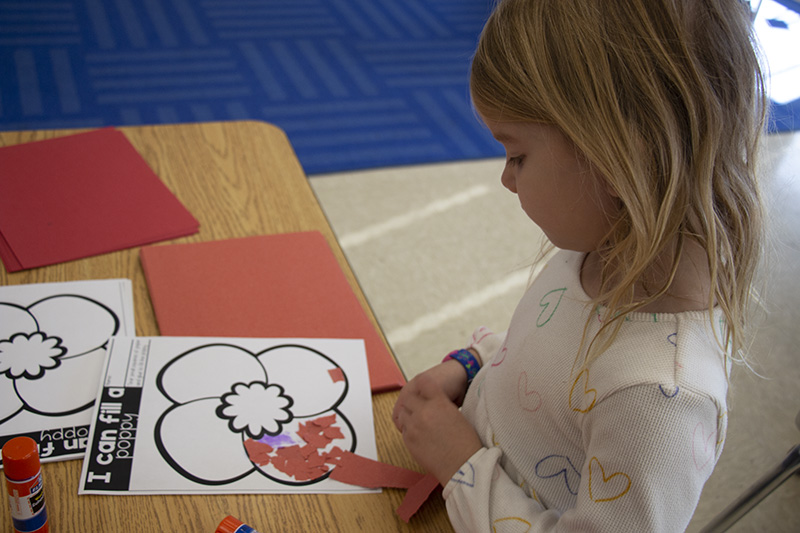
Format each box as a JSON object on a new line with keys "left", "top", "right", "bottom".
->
{"left": 443, "top": 384, "right": 722, "bottom": 533}
{"left": 466, "top": 326, "right": 506, "bottom": 366}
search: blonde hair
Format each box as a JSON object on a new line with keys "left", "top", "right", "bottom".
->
{"left": 471, "top": 0, "right": 767, "bottom": 366}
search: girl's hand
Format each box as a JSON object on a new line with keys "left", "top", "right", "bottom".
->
{"left": 393, "top": 370, "right": 483, "bottom": 485}
{"left": 394, "top": 348, "right": 481, "bottom": 413}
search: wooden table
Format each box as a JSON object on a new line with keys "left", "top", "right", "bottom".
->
{"left": 0, "top": 121, "right": 452, "bottom": 532}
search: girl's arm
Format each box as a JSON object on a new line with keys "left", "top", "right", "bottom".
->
{"left": 392, "top": 328, "right": 504, "bottom": 484}
{"left": 444, "top": 384, "right": 722, "bottom": 532}
{"left": 392, "top": 368, "right": 484, "bottom": 484}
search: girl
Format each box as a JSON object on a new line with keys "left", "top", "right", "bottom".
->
{"left": 392, "top": 0, "right": 767, "bottom": 531}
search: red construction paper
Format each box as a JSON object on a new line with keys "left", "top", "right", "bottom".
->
{"left": 250, "top": 414, "right": 351, "bottom": 482}
{"left": 328, "top": 367, "right": 345, "bottom": 383}
{"left": 0, "top": 128, "right": 199, "bottom": 272}
{"left": 140, "top": 232, "right": 405, "bottom": 393}
{"left": 246, "top": 426, "right": 438, "bottom": 520}
{"left": 298, "top": 419, "right": 336, "bottom": 449}
{"left": 243, "top": 439, "right": 273, "bottom": 466}
{"left": 271, "top": 445, "right": 329, "bottom": 481}
{"left": 396, "top": 474, "right": 441, "bottom": 523}
{"left": 328, "top": 451, "right": 426, "bottom": 489}
{"left": 329, "top": 451, "right": 440, "bottom": 521}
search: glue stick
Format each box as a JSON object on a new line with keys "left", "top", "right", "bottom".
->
{"left": 216, "top": 515, "right": 263, "bottom": 533}
{"left": 2, "top": 436, "right": 49, "bottom": 533}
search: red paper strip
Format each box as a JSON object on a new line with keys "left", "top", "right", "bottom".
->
{"left": 396, "top": 474, "right": 441, "bottom": 523}
{"left": 328, "top": 451, "right": 441, "bottom": 521}
{"left": 329, "top": 451, "right": 425, "bottom": 489}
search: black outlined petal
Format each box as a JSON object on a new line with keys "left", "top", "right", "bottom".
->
{"left": 157, "top": 344, "right": 268, "bottom": 404}
{"left": 256, "top": 345, "right": 347, "bottom": 417}
{"left": 155, "top": 399, "right": 256, "bottom": 485}
{"left": 30, "top": 295, "right": 119, "bottom": 358}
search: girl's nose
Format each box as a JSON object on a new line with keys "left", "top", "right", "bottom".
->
{"left": 501, "top": 168, "right": 517, "bottom": 194}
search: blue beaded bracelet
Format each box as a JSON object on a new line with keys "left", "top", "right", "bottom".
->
{"left": 442, "top": 349, "right": 481, "bottom": 384}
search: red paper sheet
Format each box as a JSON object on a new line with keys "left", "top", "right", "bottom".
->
{"left": 0, "top": 128, "right": 199, "bottom": 272}
{"left": 139, "top": 232, "right": 406, "bottom": 393}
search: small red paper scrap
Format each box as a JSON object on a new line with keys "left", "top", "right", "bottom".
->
{"left": 243, "top": 439, "right": 273, "bottom": 466}
{"left": 271, "top": 445, "right": 331, "bottom": 481}
{"left": 248, "top": 414, "right": 349, "bottom": 482}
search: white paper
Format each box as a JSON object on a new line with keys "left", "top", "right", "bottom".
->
{"left": 79, "top": 336, "right": 378, "bottom": 495}
{"left": 0, "top": 279, "right": 135, "bottom": 464}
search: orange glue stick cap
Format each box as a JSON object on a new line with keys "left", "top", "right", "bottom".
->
{"left": 2, "top": 437, "right": 41, "bottom": 480}
{"left": 216, "top": 515, "right": 262, "bottom": 533}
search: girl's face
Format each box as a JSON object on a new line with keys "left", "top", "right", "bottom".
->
{"left": 483, "top": 117, "right": 620, "bottom": 252}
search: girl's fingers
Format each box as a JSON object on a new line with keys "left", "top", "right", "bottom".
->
{"left": 392, "top": 400, "right": 405, "bottom": 431}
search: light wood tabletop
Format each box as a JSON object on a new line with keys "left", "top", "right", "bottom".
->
{"left": 0, "top": 121, "right": 452, "bottom": 532}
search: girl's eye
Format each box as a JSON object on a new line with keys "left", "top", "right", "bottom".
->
{"left": 507, "top": 155, "right": 524, "bottom": 167}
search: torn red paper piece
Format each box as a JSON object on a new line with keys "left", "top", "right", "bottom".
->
{"left": 310, "top": 414, "right": 336, "bottom": 428}
{"left": 323, "top": 426, "right": 344, "bottom": 440}
{"left": 244, "top": 439, "right": 273, "bottom": 466}
{"left": 253, "top": 415, "right": 350, "bottom": 482}
{"left": 300, "top": 444, "right": 317, "bottom": 459}
{"left": 328, "top": 367, "right": 345, "bottom": 383}
{"left": 323, "top": 446, "right": 345, "bottom": 465}
{"left": 396, "top": 474, "right": 441, "bottom": 523}
{"left": 270, "top": 445, "right": 331, "bottom": 481}
{"left": 275, "top": 444, "right": 304, "bottom": 463}
{"left": 297, "top": 424, "right": 328, "bottom": 449}
{"left": 298, "top": 414, "right": 342, "bottom": 449}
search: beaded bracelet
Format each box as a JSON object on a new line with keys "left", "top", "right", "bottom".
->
{"left": 442, "top": 349, "right": 481, "bottom": 384}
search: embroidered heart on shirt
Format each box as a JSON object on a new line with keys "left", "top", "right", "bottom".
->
{"left": 658, "top": 384, "right": 680, "bottom": 398}
{"left": 471, "top": 326, "right": 493, "bottom": 346}
{"left": 568, "top": 369, "right": 597, "bottom": 413}
{"left": 535, "top": 454, "right": 581, "bottom": 495}
{"left": 451, "top": 461, "right": 475, "bottom": 487}
{"left": 588, "top": 457, "right": 631, "bottom": 503}
{"left": 517, "top": 371, "right": 543, "bottom": 413}
{"left": 537, "top": 288, "right": 567, "bottom": 327}
{"left": 692, "top": 422, "right": 716, "bottom": 471}
{"left": 667, "top": 332, "right": 677, "bottom": 347}
{"left": 491, "top": 345, "right": 508, "bottom": 367}
{"left": 492, "top": 516, "right": 532, "bottom": 532}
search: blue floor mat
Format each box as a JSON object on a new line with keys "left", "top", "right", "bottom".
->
{"left": 0, "top": 1, "right": 797, "bottom": 175}
{"left": 0, "top": 0, "right": 502, "bottom": 175}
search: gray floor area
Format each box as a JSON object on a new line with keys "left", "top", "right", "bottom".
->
{"left": 310, "top": 130, "right": 800, "bottom": 531}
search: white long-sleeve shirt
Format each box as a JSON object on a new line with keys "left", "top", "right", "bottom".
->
{"left": 444, "top": 250, "right": 728, "bottom": 532}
